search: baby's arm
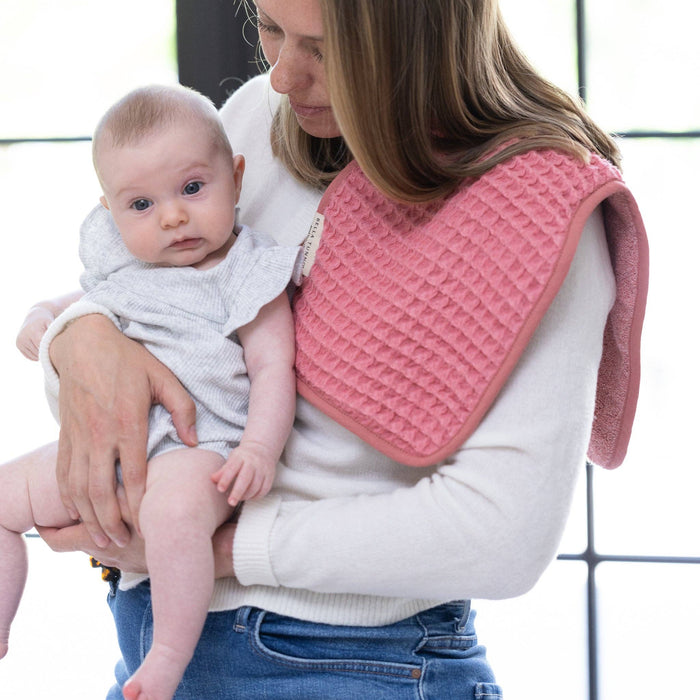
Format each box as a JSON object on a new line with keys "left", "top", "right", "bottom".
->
{"left": 212, "top": 292, "right": 296, "bottom": 507}
{"left": 16, "top": 290, "right": 84, "bottom": 360}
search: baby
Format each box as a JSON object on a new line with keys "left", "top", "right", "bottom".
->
{"left": 1, "top": 85, "right": 300, "bottom": 700}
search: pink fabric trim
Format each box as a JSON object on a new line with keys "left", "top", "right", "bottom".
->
{"left": 588, "top": 188, "right": 649, "bottom": 468}
{"left": 293, "top": 150, "right": 648, "bottom": 468}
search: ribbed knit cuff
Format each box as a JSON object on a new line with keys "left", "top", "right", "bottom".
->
{"left": 233, "top": 493, "right": 283, "bottom": 587}
{"left": 38, "top": 300, "right": 121, "bottom": 420}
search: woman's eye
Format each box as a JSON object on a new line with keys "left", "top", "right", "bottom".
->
{"left": 183, "top": 181, "right": 202, "bottom": 195}
{"left": 256, "top": 17, "right": 281, "bottom": 35}
{"left": 131, "top": 199, "right": 152, "bottom": 211}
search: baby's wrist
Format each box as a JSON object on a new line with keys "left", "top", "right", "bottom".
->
{"left": 236, "top": 438, "right": 278, "bottom": 464}
{"left": 26, "top": 304, "right": 55, "bottom": 320}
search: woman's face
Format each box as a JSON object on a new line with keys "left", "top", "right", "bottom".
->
{"left": 254, "top": 0, "right": 341, "bottom": 139}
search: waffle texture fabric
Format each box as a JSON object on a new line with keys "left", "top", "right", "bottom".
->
{"left": 294, "top": 149, "right": 649, "bottom": 469}
{"left": 42, "top": 204, "right": 301, "bottom": 460}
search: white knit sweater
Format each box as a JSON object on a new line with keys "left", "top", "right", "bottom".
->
{"left": 42, "top": 74, "right": 615, "bottom": 626}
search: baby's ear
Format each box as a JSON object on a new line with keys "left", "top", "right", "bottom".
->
{"left": 99, "top": 195, "right": 110, "bottom": 210}
{"left": 232, "top": 154, "right": 245, "bottom": 205}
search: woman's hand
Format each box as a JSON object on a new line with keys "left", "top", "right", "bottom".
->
{"left": 38, "top": 482, "right": 147, "bottom": 571}
{"left": 49, "top": 314, "right": 198, "bottom": 548}
{"left": 37, "top": 521, "right": 148, "bottom": 574}
{"left": 37, "top": 518, "right": 237, "bottom": 579}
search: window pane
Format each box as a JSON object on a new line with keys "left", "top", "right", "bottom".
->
{"left": 476, "top": 561, "right": 589, "bottom": 700}
{"left": 500, "top": 0, "right": 579, "bottom": 97}
{"left": 586, "top": 0, "right": 700, "bottom": 132}
{"left": 0, "top": 1, "right": 176, "bottom": 138}
{"left": 0, "top": 141, "right": 97, "bottom": 460}
{"left": 559, "top": 466, "right": 588, "bottom": 556}
{"left": 597, "top": 563, "right": 700, "bottom": 700}
{"left": 594, "top": 138, "right": 700, "bottom": 557}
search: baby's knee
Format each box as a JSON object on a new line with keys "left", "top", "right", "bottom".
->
{"left": 138, "top": 490, "right": 210, "bottom": 542}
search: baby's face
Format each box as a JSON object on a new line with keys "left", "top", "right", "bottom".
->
{"left": 97, "top": 122, "right": 243, "bottom": 268}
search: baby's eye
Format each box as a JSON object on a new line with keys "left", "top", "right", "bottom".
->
{"left": 131, "top": 199, "right": 152, "bottom": 211}
{"left": 183, "top": 181, "right": 203, "bottom": 195}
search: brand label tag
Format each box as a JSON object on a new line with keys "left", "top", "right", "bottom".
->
{"left": 302, "top": 212, "right": 324, "bottom": 277}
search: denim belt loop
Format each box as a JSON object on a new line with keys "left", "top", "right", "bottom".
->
{"left": 456, "top": 600, "right": 472, "bottom": 633}
{"left": 233, "top": 606, "right": 253, "bottom": 633}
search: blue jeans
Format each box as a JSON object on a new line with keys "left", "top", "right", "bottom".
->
{"left": 106, "top": 581, "right": 502, "bottom": 699}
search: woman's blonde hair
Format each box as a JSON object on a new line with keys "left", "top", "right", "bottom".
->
{"left": 265, "top": 0, "right": 620, "bottom": 201}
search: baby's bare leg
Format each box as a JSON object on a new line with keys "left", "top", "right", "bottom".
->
{"left": 123, "top": 448, "right": 232, "bottom": 700}
{"left": 0, "top": 442, "right": 73, "bottom": 658}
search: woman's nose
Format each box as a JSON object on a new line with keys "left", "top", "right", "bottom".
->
{"left": 269, "top": 45, "right": 311, "bottom": 95}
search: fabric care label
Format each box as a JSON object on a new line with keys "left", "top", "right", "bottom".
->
{"left": 302, "top": 212, "right": 324, "bottom": 277}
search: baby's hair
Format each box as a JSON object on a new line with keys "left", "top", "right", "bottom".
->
{"left": 93, "top": 84, "right": 233, "bottom": 176}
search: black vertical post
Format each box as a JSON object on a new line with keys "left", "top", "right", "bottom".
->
{"left": 585, "top": 460, "right": 600, "bottom": 700}
{"left": 576, "top": 2, "right": 598, "bottom": 696}
{"left": 576, "top": 0, "right": 588, "bottom": 102}
{"left": 176, "top": 0, "right": 259, "bottom": 108}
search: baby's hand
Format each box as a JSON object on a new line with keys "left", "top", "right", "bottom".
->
{"left": 16, "top": 306, "right": 55, "bottom": 360}
{"left": 211, "top": 442, "right": 277, "bottom": 507}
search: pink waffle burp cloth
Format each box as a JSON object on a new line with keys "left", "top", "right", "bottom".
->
{"left": 293, "top": 149, "right": 649, "bottom": 469}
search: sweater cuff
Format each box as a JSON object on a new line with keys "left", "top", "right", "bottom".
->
{"left": 38, "top": 300, "right": 121, "bottom": 421}
{"left": 233, "top": 493, "right": 283, "bottom": 587}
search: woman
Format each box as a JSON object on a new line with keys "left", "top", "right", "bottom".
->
{"left": 35, "top": 0, "right": 647, "bottom": 697}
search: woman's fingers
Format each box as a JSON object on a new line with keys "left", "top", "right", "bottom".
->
{"left": 151, "top": 358, "right": 198, "bottom": 447}
{"left": 56, "top": 391, "right": 131, "bottom": 548}
{"left": 37, "top": 522, "right": 147, "bottom": 573}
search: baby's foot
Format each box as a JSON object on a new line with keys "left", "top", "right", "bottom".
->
{"left": 123, "top": 642, "right": 189, "bottom": 700}
{"left": 0, "top": 628, "right": 9, "bottom": 659}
